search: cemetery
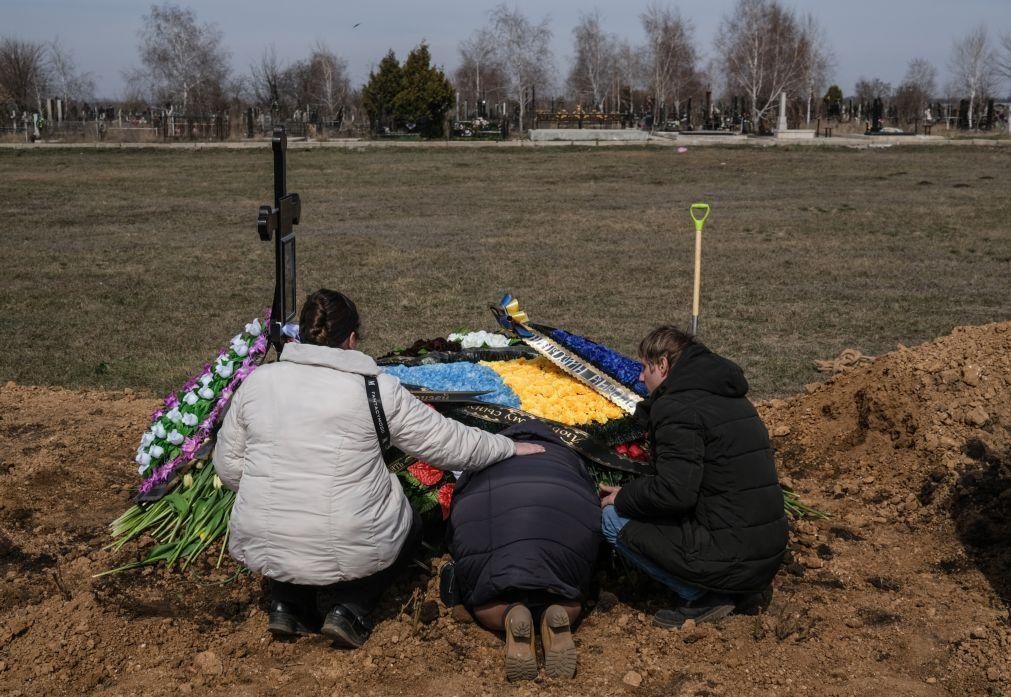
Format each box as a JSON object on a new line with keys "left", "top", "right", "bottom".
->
{"left": 2, "top": 2, "right": 1011, "bottom": 695}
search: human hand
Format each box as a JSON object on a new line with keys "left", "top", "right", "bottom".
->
{"left": 599, "top": 484, "right": 620, "bottom": 508}
{"left": 513, "top": 441, "right": 546, "bottom": 457}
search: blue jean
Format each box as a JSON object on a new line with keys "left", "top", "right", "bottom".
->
{"left": 600, "top": 505, "right": 706, "bottom": 603}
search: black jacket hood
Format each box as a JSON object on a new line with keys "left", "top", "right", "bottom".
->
{"left": 656, "top": 343, "right": 749, "bottom": 398}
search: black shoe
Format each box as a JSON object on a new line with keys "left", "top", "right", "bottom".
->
{"left": 438, "top": 560, "right": 461, "bottom": 607}
{"left": 653, "top": 592, "right": 736, "bottom": 629}
{"left": 267, "top": 600, "right": 312, "bottom": 637}
{"left": 321, "top": 604, "right": 373, "bottom": 649}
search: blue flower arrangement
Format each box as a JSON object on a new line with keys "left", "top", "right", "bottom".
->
{"left": 381, "top": 362, "right": 521, "bottom": 408}
{"left": 548, "top": 329, "right": 649, "bottom": 397}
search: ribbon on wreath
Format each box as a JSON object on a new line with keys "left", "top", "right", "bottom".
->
{"left": 491, "top": 294, "right": 643, "bottom": 415}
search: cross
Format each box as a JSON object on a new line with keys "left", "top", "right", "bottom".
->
{"left": 257, "top": 125, "right": 301, "bottom": 353}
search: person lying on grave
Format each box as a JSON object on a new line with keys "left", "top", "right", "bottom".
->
{"left": 212, "top": 288, "right": 544, "bottom": 648}
{"left": 599, "top": 326, "right": 788, "bottom": 628}
{"left": 439, "top": 421, "right": 601, "bottom": 682}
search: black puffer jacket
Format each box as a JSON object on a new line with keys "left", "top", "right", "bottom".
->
{"left": 615, "top": 343, "right": 788, "bottom": 593}
{"left": 449, "top": 421, "right": 602, "bottom": 608}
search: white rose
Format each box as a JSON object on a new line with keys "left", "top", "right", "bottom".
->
{"left": 183, "top": 391, "right": 199, "bottom": 406}
{"left": 215, "top": 362, "right": 234, "bottom": 379}
{"left": 141, "top": 431, "right": 155, "bottom": 446}
{"left": 182, "top": 413, "right": 198, "bottom": 427}
{"left": 149, "top": 444, "right": 164, "bottom": 459}
{"left": 245, "top": 319, "right": 262, "bottom": 336}
{"left": 166, "top": 407, "right": 182, "bottom": 423}
{"left": 152, "top": 422, "right": 167, "bottom": 439}
{"left": 198, "top": 386, "right": 215, "bottom": 400}
{"left": 167, "top": 429, "right": 184, "bottom": 445}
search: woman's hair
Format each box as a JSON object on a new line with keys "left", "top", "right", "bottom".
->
{"left": 298, "top": 289, "right": 361, "bottom": 348}
{"left": 638, "top": 325, "right": 696, "bottom": 368}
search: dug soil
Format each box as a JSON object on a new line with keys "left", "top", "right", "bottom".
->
{"left": 1, "top": 322, "right": 1009, "bottom": 696}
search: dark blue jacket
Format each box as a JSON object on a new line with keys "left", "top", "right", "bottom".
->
{"left": 449, "top": 421, "right": 602, "bottom": 607}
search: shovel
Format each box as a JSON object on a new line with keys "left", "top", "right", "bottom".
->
{"left": 688, "top": 203, "right": 711, "bottom": 336}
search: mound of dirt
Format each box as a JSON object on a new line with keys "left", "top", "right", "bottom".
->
{"left": 0, "top": 323, "right": 1009, "bottom": 696}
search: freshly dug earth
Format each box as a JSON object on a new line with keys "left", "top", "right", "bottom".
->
{"left": 1, "top": 322, "right": 1009, "bottom": 696}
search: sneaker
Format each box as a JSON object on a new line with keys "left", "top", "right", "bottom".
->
{"left": 540, "top": 605, "right": 577, "bottom": 679}
{"left": 503, "top": 604, "right": 538, "bottom": 682}
{"left": 653, "top": 592, "right": 736, "bottom": 629}
{"left": 267, "top": 600, "right": 312, "bottom": 638}
{"left": 321, "top": 604, "right": 373, "bottom": 649}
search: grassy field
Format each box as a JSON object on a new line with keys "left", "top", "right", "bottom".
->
{"left": 1, "top": 144, "right": 1009, "bottom": 398}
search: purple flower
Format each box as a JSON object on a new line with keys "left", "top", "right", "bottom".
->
{"left": 251, "top": 334, "right": 268, "bottom": 355}
{"left": 149, "top": 408, "right": 164, "bottom": 421}
{"left": 181, "top": 436, "right": 201, "bottom": 460}
{"left": 163, "top": 393, "right": 179, "bottom": 409}
{"left": 182, "top": 375, "right": 198, "bottom": 392}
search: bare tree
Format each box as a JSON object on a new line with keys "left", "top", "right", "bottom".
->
{"left": 854, "top": 77, "right": 892, "bottom": 104}
{"left": 999, "top": 33, "right": 1011, "bottom": 89}
{"left": 894, "top": 58, "right": 936, "bottom": 122}
{"left": 613, "top": 40, "right": 646, "bottom": 113}
{"left": 642, "top": 4, "right": 698, "bottom": 129}
{"left": 714, "top": 0, "right": 825, "bottom": 132}
{"left": 949, "top": 25, "right": 997, "bottom": 129}
{"left": 455, "top": 28, "right": 505, "bottom": 117}
{"left": 307, "top": 41, "right": 350, "bottom": 123}
{"left": 135, "top": 3, "right": 231, "bottom": 112}
{"left": 47, "top": 39, "right": 94, "bottom": 104}
{"left": 488, "top": 3, "right": 554, "bottom": 131}
{"left": 250, "top": 44, "right": 285, "bottom": 110}
{"left": 567, "top": 9, "right": 617, "bottom": 110}
{"left": 0, "top": 37, "right": 48, "bottom": 112}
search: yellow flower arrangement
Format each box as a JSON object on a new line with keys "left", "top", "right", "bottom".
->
{"left": 482, "top": 357, "right": 625, "bottom": 426}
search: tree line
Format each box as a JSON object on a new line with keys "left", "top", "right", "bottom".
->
{"left": 2, "top": 1, "right": 1011, "bottom": 135}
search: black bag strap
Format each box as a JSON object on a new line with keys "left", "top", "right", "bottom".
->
{"left": 364, "top": 375, "right": 393, "bottom": 464}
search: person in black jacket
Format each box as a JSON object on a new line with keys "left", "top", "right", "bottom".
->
{"left": 443, "top": 421, "right": 602, "bottom": 681}
{"left": 599, "top": 326, "right": 788, "bottom": 628}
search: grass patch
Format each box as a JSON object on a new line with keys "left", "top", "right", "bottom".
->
{"left": 1, "top": 145, "right": 1009, "bottom": 397}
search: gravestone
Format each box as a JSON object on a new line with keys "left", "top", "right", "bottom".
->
{"left": 776, "top": 92, "right": 788, "bottom": 132}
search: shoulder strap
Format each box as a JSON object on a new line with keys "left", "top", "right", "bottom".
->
{"left": 364, "top": 375, "right": 393, "bottom": 464}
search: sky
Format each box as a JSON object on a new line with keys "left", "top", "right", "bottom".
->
{"left": 6, "top": 0, "right": 1011, "bottom": 100}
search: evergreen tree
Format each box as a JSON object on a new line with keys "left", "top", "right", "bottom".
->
{"left": 393, "top": 43, "right": 455, "bottom": 138}
{"left": 362, "top": 50, "right": 403, "bottom": 133}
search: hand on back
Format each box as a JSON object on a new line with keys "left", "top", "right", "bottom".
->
{"left": 513, "top": 441, "right": 546, "bottom": 457}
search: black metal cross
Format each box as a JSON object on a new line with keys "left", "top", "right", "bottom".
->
{"left": 257, "top": 126, "right": 301, "bottom": 353}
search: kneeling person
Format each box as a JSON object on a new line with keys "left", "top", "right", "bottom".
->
{"left": 600, "top": 326, "right": 788, "bottom": 628}
{"left": 444, "top": 421, "right": 601, "bottom": 681}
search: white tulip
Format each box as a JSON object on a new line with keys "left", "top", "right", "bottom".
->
{"left": 135, "top": 451, "right": 151, "bottom": 467}
{"left": 182, "top": 413, "right": 199, "bottom": 427}
{"left": 245, "top": 319, "right": 262, "bottom": 336}
{"left": 167, "top": 429, "right": 184, "bottom": 445}
{"left": 149, "top": 444, "right": 164, "bottom": 459}
{"left": 212, "top": 475, "right": 223, "bottom": 490}
{"left": 200, "top": 374, "right": 213, "bottom": 387}
{"left": 166, "top": 407, "right": 182, "bottom": 423}
{"left": 232, "top": 342, "right": 249, "bottom": 357}
{"left": 138, "top": 463, "right": 149, "bottom": 475}
{"left": 152, "top": 422, "right": 167, "bottom": 439}
{"left": 141, "top": 431, "right": 155, "bottom": 446}
{"left": 183, "top": 391, "right": 199, "bottom": 406}
{"left": 215, "top": 362, "right": 234, "bottom": 379}
{"left": 183, "top": 473, "right": 194, "bottom": 488}
{"left": 198, "top": 386, "right": 215, "bottom": 400}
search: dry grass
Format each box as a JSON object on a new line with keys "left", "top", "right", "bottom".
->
{"left": 1, "top": 144, "right": 1009, "bottom": 398}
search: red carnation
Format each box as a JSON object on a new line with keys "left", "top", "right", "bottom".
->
{"left": 408, "top": 461, "right": 444, "bottom": 487}
{"left": 438, "top": 483, "right": 456, "bottom": 519}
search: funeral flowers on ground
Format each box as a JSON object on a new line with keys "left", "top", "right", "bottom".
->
{"left": 135, "top": 312, "right": 270, "bottom": 495}
{"left": 447, "top": 330, "right": 512, "bottom": 349}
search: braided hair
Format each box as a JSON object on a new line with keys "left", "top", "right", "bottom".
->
{"left": 298, "top": 289, "right": 361, "bottom": 348}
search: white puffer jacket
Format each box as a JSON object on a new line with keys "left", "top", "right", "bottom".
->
{"left": 212, "top": 343, "right": 515, "bottom": 585}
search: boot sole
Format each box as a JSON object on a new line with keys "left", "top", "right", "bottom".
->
{"left": 504, "top": 608, "right": 537, "bottom": 681}
{"left": 541, "top": 606, "right": 577, "bottom": 679}
{"left": 322, "top": 613, "right": 365, "bottom": 649}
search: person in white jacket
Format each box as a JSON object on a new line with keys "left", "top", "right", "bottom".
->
{"left": 213, "top": 289, "right": 543, "bottom": 648}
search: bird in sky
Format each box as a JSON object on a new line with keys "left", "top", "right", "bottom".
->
{"left": 353, "top": 23, "right": 361, "bottom": 28}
